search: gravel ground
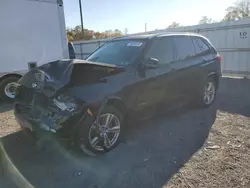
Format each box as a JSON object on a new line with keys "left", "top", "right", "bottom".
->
{"left": 165, "top": 77, "right": 250, "bottom": 188}
{"left": 0, "top": 104, "right": 19, "bottom": 138}
{"left": 0, "top": 77, "right": 250, "bottom": 188}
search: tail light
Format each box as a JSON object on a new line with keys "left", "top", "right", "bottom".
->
{"left": 217, "top": 55, "right": 222, "bottom": 62}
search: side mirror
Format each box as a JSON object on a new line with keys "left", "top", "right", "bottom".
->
{"left": 144, "top": 58, "right": 160, "bottom": 69}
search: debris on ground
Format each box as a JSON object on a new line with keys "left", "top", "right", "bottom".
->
{"left": 206, "top": 145, "right": 220, "bottom": 150}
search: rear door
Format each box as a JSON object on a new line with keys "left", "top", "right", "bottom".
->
{"left": 191, "top": 36, "right": 218, "bottom": 94}
{"left": 171, "top": 35, "right": 198, "bottom": 102}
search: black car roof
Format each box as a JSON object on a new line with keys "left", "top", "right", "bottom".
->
{"left": 111, "top": 34, "right": 157, "bottom": 41}
{"left": 112, "top": 32, "right": 205, "bottom": 41}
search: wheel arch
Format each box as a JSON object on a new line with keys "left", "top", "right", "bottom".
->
{"left": 0, "top": 73, "right": 22, "bottom": 82}
{"left": 105, "top": 97, "right": 128, "bottom": 117}
{"left": 207, "top": 72, "right": 219, "bottom": 89}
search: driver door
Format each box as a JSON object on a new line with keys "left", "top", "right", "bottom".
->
{"left": 132, "top": 36, "right": 178, "bottom": 118}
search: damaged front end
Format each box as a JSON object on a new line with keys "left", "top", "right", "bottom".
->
{"left": 14, "top": 60, "right": 84, "bottom": 134}
{"left": 14, "top": 59, "right": 124, "bottom": 135}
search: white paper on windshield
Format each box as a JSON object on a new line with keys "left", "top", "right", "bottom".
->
{"left": 126, "top": 42, "right": 143, "bottom": 47}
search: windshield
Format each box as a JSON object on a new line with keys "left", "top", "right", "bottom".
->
{"left": 86, "top": 40, "right": 146, "bottom": 66}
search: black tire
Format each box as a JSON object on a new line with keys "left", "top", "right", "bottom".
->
{"left": 199, "top": 77, "right": 217, "bottom": 108}
{"left": 76, "top": 105, "right": 124, "bottom": 156}
{"left": 0, "top": 76, "right": 20, "bottom": 101}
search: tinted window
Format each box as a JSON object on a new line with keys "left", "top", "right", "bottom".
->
{"left": 87, "top": 40, "right": 146, "bottom": 66}
{"left": 145, "top": 37, "right": 174, "bottom": 64}
{"left": 193, "top": 37, "right": 210, "bottom": 53}
{"left": 192, "top": 38, "right": 202, "bottom": 54}
{"left": 174, "top": 36, "right": 195, "bottom": 60}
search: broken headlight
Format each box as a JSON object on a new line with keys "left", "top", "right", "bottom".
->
{"left": 53, "top": 94, "right": 78, "bottom": 112}
{"left": 34, "top": 70, "right": 53, "bottom": 82}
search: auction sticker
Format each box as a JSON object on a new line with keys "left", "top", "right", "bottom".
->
{"left": 126, "top": 42, "right": 143, "bottom": 47}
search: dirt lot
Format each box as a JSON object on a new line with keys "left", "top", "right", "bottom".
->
{"left": 0, "top": 77, "right": 250, "bottom": 188}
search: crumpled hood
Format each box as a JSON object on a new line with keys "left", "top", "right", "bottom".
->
{"left": 18, "top": 59, "right": 125, "bottom": 97}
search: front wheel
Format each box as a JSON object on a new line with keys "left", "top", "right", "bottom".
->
{"left": 76, "top": 106, "right": 124, "bottom": 156}
{"left": 200, "top": 77, "right": 217, "bottom": 107}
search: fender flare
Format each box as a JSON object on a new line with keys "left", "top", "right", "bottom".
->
{"left": 207, "top": 72, "right": 217, "bottom": 77}
{"left": 204, "top": 72, "right": 217, "bottom": 82}
{"left": 206, "top": 72, "right": 220, "bottom": 89}
{"left": 0, "top": 72, "right": 23, "bottom": 81}
{"left": 96, "top": 96, "right": 127, "bottom": 125}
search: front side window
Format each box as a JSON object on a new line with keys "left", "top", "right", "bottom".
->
{"left": 174, "top": 36, "right": 195, "bottom": 60}
{"left": 145, "top": 37, "right": 174, "bottom": 64}
{"left": 87, "top": 40, "right": 146, "bottom": 66}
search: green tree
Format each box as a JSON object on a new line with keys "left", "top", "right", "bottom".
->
{"left": 114, "top": 29, "right": 122, "bottom": 34}
{"left": 66, "top": 27, "right": 122, "bottom": 41}
{"left": 199, "top": 16, "right": 214, "bottom": 24}
{"left": 168, "top": 22, "right": 181, "bottom": 28}
{"left": 66, "top": 28, "right": 74, "bottom": 42}
{"left": 224, "top": 0, "right": 250, "bottom": 21}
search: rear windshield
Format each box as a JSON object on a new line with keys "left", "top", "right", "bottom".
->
{"left": 86, "top": 40, "right": 146, "bottom": 66}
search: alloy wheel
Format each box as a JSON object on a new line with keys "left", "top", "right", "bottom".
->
{"left": 88, "top": 113, "right": 121, "bottom": 151}
{"left": 203, "top": 81, "right": 216, "bottom": 105}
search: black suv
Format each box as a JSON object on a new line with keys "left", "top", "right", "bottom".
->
{"left": 14, "top": 33, "right": 221, "bottom": 155}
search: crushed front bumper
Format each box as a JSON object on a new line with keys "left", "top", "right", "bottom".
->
{"left": 14, "top": 103, "right": 69, "bottom": 133}
{"left": 13, "top": 84, "right": 92, "bottom": 137}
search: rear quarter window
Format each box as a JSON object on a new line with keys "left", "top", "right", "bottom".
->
{"left": 192, "top": 37, "right": 211, "bottom": 54}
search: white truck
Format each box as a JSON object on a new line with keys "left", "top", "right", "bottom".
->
{"left": 0, "top": 0, "right": 69, "bottom": 100}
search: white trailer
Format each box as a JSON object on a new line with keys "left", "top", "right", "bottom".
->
{"left": 0, "top": 0, "right": 69, "bottom": 100}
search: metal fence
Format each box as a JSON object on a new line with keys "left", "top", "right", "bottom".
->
{"left": 73, "top": 38, "right": 109, "bottom": 60}
{"left": 74, "top": 43, "right": 92, "bottom": 60}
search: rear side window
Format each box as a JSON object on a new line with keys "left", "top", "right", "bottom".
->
{"left": 174, "top": 36, "right": 195, "bottom": 60}
{"left": 145, "top": 37, "right": 174, "bottom": 64}
{"left": 193, "top": 37, "right": 210, "bottom": 54}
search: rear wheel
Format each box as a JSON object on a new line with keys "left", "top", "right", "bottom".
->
{"left": 200, "top": 77, "right": 217, "bottom": 107}
{"left": 0, "top": 76, "right": 20, "bottom": 101}
{"left": 77, "top": 106, "right": 124, "bottom": 156}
